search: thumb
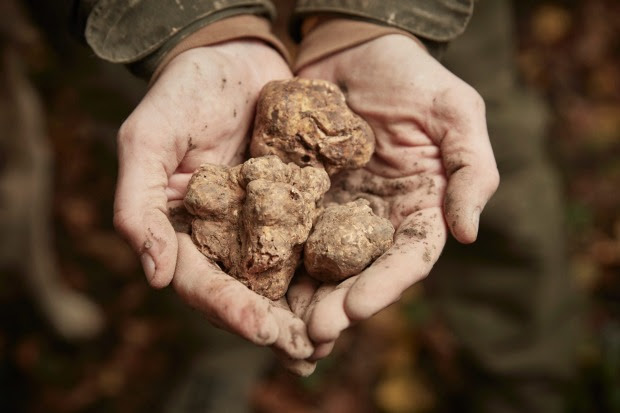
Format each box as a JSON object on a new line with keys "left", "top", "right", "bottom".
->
{"left": 434, "top": 88, "right": 500, "bottom": 243}
{"left": 113, "top": 122, "right": 178, "bottom": 288}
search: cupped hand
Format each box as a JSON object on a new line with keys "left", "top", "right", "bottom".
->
{"left": 288, "top": 34, "right": 499, "bottom": 367}
{"left": 113, "top": 40, "right": 314, "bottom": 360}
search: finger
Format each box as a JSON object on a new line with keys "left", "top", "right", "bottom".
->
{"left": 432, "top": 87, "right": 500, "bottom": 243}
{"left": 173, "top": 233, "right": 280, "bottom": 346}
{"left": 310, "top": 341, "right": 336, "bottom": 361}
{"left": 443, "top": 158, "right": 499, "bottom": 244}
{"left": 274, "top": 351, "right": 317, "bottom": 377}
{"left": 113, "top": 122, "right": 180, "bottom": 288}
{"left": 344, "top": 208, "right": 446, "bottom": 320}
{"left": 306, "top": 277, "right": 357, "bottom": 343}
{"left": 271, "top": 298, "right": 315, "bottom": 359}
{"left": 286, "top": 273, "right": 319, "bottom": 319}
{"left": 165, "top": 173, "right": 193, "bottom": 201}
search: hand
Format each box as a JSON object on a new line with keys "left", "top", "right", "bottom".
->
{"left": 287, "top": 34, "right": 499, "bottom": 368}
{"left": 113, "top": 40, "right": 314, "bottom": 360}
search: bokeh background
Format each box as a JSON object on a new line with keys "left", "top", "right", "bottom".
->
{"left": 0, "top": 0, "right": 618, "bottom": 412}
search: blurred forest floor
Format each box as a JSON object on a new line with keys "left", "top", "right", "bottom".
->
{"left": 0, "top": 0, "right": 618, "bottom": 412}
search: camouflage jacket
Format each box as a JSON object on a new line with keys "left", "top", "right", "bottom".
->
{"left": 73, "top": 0, "right": 473, "bottom": 68}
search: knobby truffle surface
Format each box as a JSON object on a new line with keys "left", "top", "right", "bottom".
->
{"left": 184, "top": 79, "right": 397, "bottom": 298}
{"left": 304, "top": 199, "right": 395, "bottom": 282}
{"left": 250, "top": 78, "right": 375, "bottom": 175}
{"left": 184, "top": 155, "right": 329, "bottom": 300}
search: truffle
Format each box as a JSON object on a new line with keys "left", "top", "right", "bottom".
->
{"left": 184, "top": 155, "right": 329, "bottom": 300}
{"left": 250, "top": 78, "right": 375, "bottom": 175}
{"left": 304, "top": 199, "right": 395, "bottom": 283}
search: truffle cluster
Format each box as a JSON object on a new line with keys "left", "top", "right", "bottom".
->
{"left": 182, "top": 78, "right": 395, "bottom": 299}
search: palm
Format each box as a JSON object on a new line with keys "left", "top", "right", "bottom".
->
{"left": 114, "top": 41, "right": 315, "bottom": 361}
{"left": 288, "top": 34, "right": 498, "bottom": 360}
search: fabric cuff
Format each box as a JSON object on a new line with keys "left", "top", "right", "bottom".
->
{"left": 292, "top": 0, "right": 472, "bottom": 43}
{"left": 147, "top": 15, "right": 289, "bottom": 84}
{"left": 294, "top": 18, "right": 432, "bottom": 72}
{"left": 85, "top": 0, "right": 276, "bottom": 63}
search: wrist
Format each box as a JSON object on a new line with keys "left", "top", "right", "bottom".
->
{"left": 146, "top": 15, "right": 289, "bottom": 85}
{"left": 294, "top": 17, "right": 429, "bottom": 72}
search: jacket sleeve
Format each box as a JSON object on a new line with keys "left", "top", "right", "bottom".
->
{"left": 292, "top": 0, "right": 473, "bottom": 44}
{"left": 71, "top": 0, "right": 277, "bottom": 75}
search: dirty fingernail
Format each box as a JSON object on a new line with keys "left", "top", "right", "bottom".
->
{"left": 140, "top": 253, "right": 156, "bottom": 282}
{"left": 285, "top": 359, "right": 317, "bottom": 377}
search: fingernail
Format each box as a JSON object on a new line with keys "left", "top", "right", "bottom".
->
{"left": 284, "top": 359, "right": 317, "bottom": 377}
{"left": 140, "top": 253, "right": 156, "bottom": 282}
{"left": 294, "top": 360, "right": 317, "bottom": 377}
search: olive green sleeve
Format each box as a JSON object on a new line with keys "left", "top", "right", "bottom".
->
{"left": 292, "top": 0, "right": 473, "bottom": 43}
{"left": 72, "top": 0, "right": 276, "bottom": 68}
